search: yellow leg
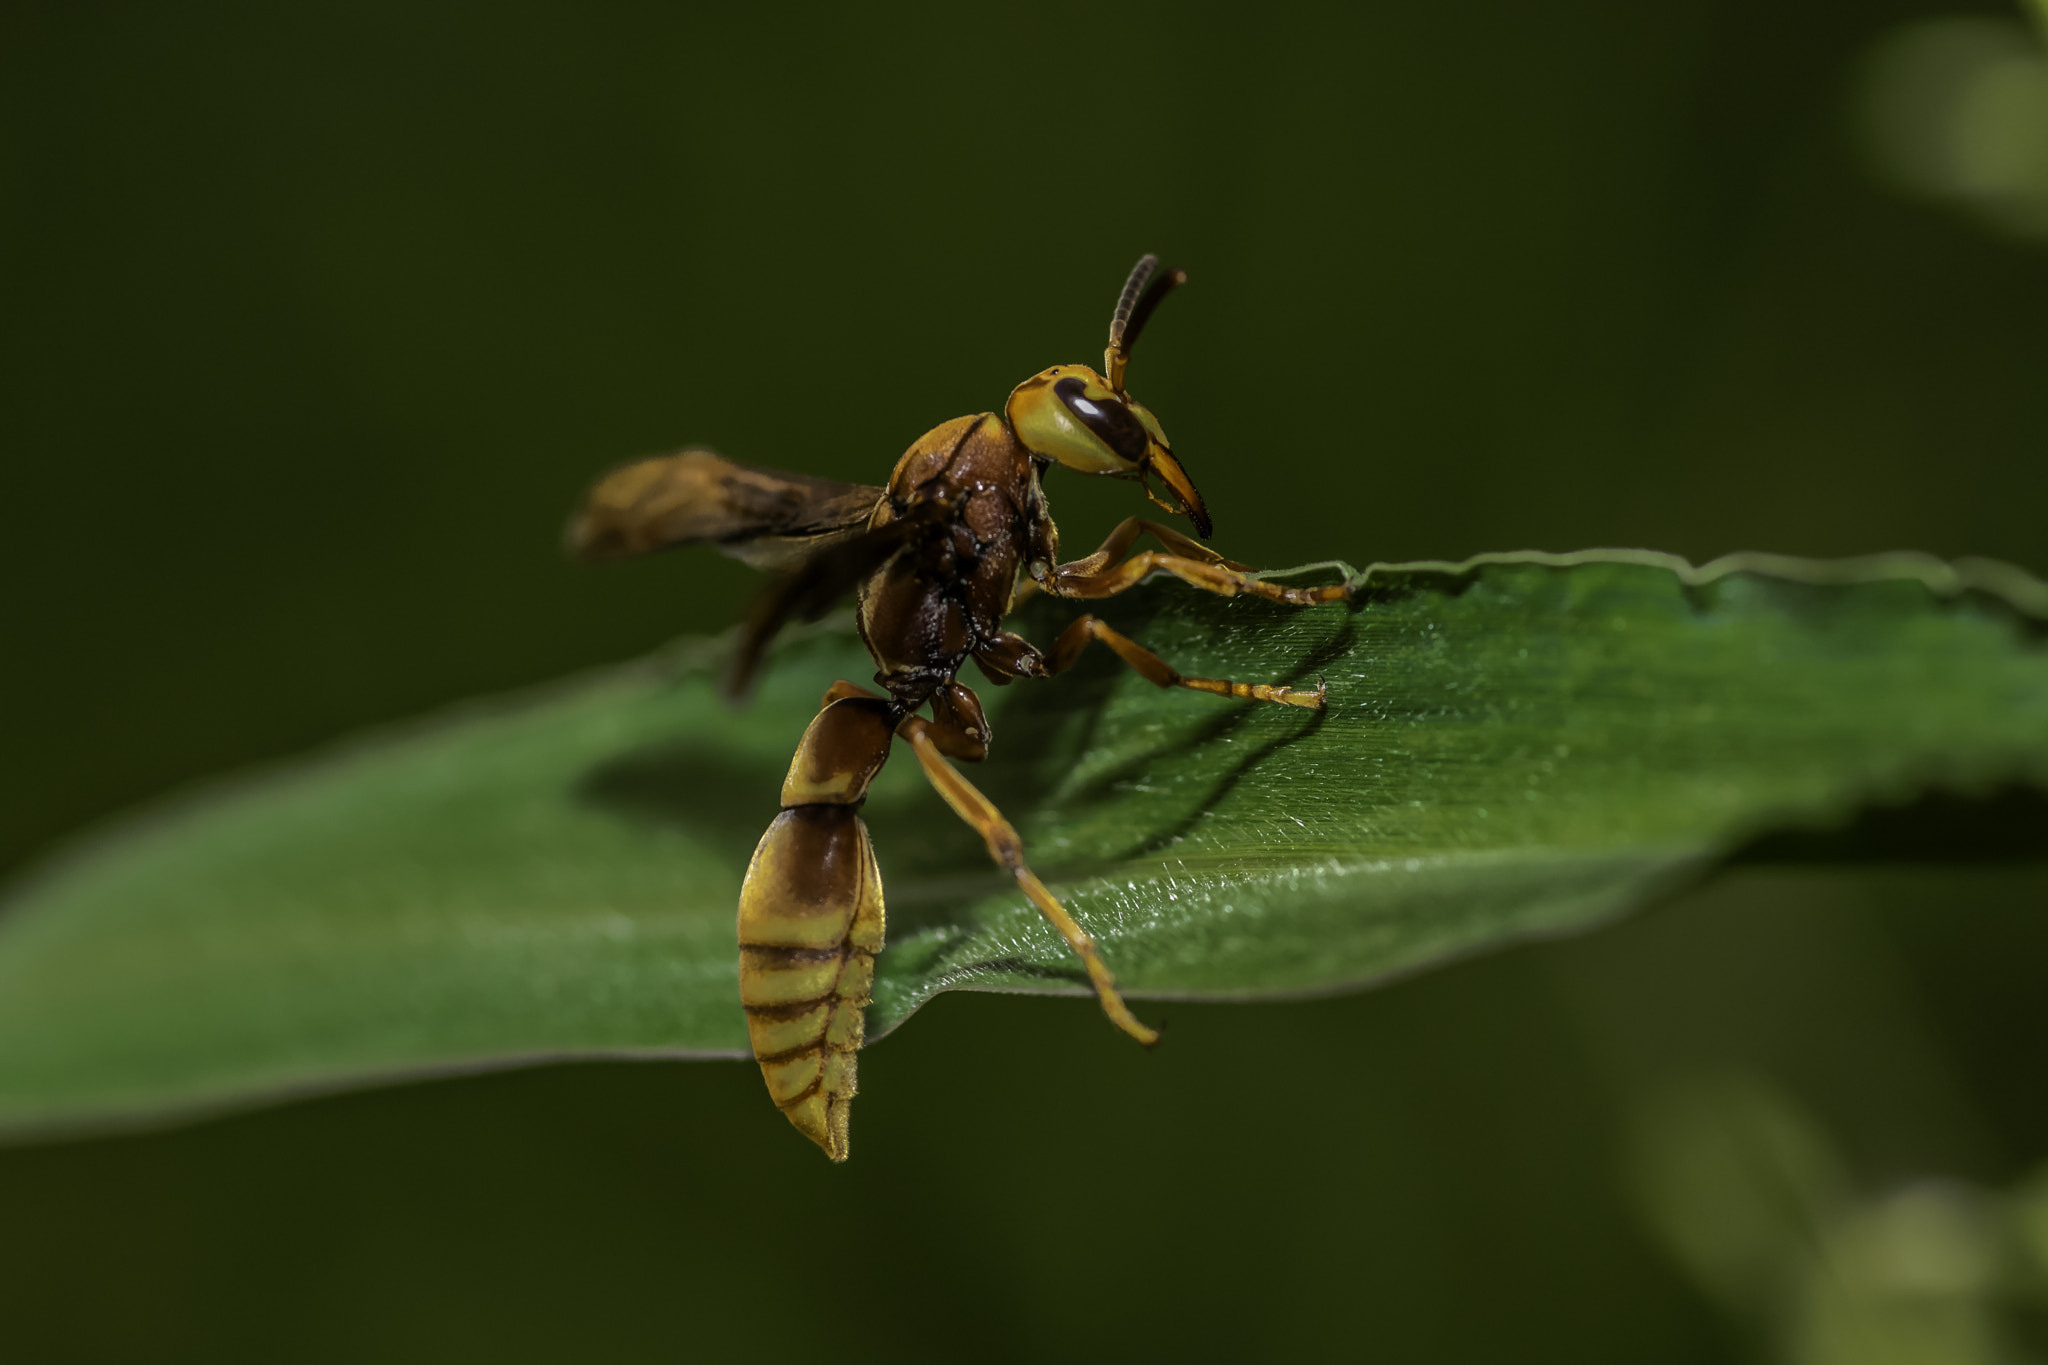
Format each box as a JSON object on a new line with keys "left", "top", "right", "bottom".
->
{"left": 1052, "top": 516, "right": 1253, "bottom": 580}
{"left": 1051, "top": 549, "right": 1351, "bottom": 607}
{"left": 1048, "top": 615, "right": 1325, "bottom": 710}
{"left": 898, "top": 716, "right": 1159, "bottom": 1048}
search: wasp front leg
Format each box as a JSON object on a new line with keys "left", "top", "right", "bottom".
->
{"left": 736, "top": 688, "right": 896, "bottom": 1162}
{"left": 1047, "top": 515, "right": 1252, "bottom": 578}
{"left": 1043, "top": 516, "right": 1352, "bottom": 608}
{"left": 897, "top": 683, "right": 1160, "bottom": 1048}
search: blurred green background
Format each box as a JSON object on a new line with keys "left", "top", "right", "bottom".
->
{"left": 3, "top": 0, "right": 2046, "bottom": 1360}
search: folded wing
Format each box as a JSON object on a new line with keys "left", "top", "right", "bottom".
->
{"left": 565, "top": 449, "right": 888, "bottom": 572}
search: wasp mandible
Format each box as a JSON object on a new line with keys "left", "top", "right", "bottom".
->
{"left": 568, "top": 256, "right": 1352, "bottom": 1161}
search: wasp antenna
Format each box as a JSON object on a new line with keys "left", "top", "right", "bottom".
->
{"left": 1107, "top": 254, "right": 1159, "bottom": 355}
{"left": 1104, "top": 253, "right": 1187, "bottom": 391}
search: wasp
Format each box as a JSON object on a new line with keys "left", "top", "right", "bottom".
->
{"left": 568, "top": 256, "right": 1351, "bottom": 1161}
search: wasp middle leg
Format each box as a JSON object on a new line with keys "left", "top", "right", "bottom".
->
{"left": 975, "top": 622, "right": 1324, "bottom": 710}
{"left": 1048, "top": 616, "right": 1325, "bottom": 709}
{"left": 897, "top": 683, "right": 1160, "bottom": 1048}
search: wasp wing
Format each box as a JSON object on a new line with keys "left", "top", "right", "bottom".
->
{"left": 726, "top": 502, "right": 954, "bottom": 699}
{"left": 566, "top": 448, "right": 888, "bottom": 572}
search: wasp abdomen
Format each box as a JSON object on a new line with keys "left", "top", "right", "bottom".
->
{"left": 735, "top": 696, "right": 894, "bottom": 1162}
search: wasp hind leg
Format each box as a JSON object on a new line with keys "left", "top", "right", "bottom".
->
{"left": 898, "top": 690, "right": 1159, "bottom": 1048}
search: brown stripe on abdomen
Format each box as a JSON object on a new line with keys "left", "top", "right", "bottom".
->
{"left": 735, "top": 695, "right": 895, "bottom": 1161}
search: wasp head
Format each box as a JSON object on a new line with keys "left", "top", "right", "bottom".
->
{"left": 1004, "top": 365, "right": 1209, "bottom": 539}
{"left": 1002, "top": 255, "right": 1210, "bottom": 539}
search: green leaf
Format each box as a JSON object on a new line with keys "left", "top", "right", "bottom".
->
{"left": 1, "top": 550, "right": 2044, "bottom": 1138}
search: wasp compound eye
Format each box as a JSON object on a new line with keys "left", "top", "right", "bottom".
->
{"left": 1053, "top": 376, "right": 1151, "bottom": 465}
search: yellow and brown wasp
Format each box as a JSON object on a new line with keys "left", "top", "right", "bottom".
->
{"left": 568, "top": 256, "right": 1351, "bottom": 1161}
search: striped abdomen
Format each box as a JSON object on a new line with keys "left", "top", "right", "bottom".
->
{"left": 736, "top": 695, "right": 895, "bottom": 1161}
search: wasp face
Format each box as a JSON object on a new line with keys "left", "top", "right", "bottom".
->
{"left": 1005, "top": 365, "right": 1212, "bottom": 539}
